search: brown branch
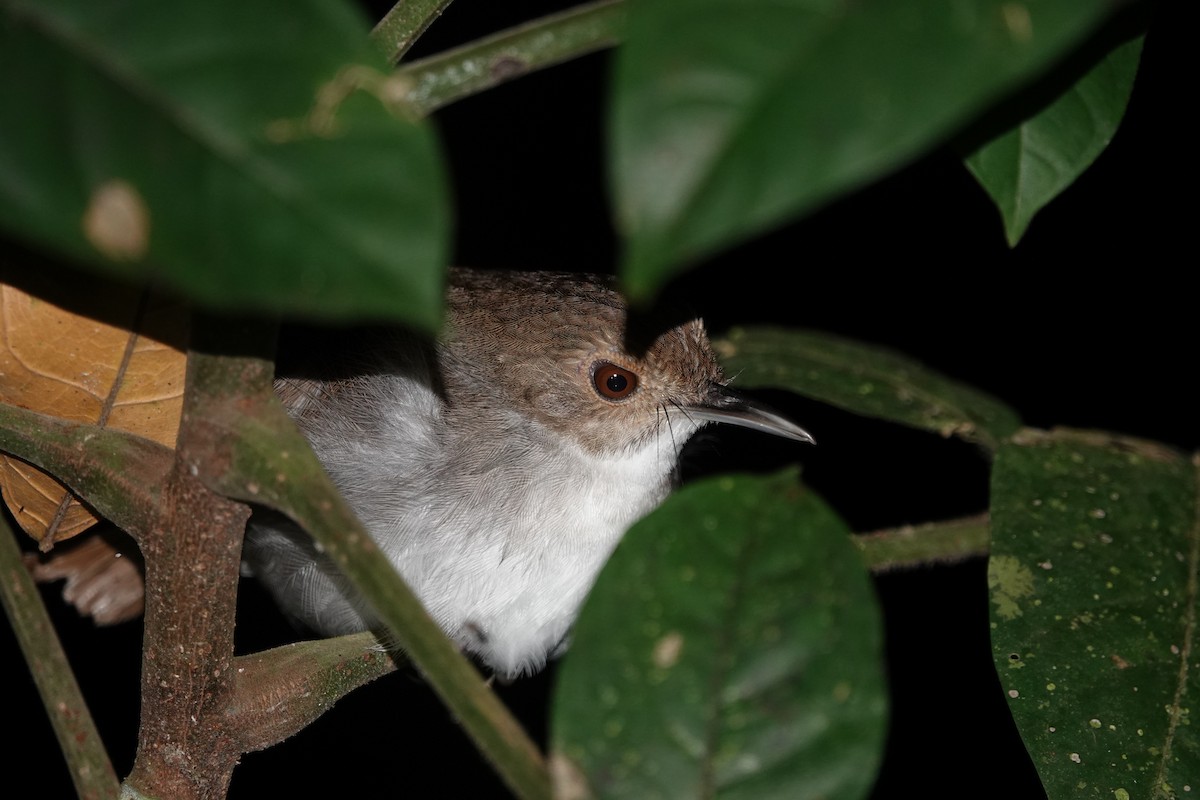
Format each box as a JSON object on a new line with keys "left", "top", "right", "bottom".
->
{"left": 0, "top": 378, "right": 255, "bottom": 797}
{"left": 119, "top": 317, "right": 268, "bottom": 800}
{"left": 0, "top": 358, "right": 254, "bottom": 797}
{"left": 115, "top": 316, "right": 414, "bottom": 796}
{"left": 123, "top": 462, "right": 250, "bottom": 800}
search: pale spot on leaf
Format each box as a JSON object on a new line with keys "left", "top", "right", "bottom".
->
{"left": 652, "top": 631, "right": 684, "bottom": 669}
{"left": 989, "top": 554, "right": 1036, "bottom": 620}
{"left": 82, "top": 179, "right": 150, "bottom": 261}
{"left": 1001, "top": 4, "right": 1033, "bottom": 42}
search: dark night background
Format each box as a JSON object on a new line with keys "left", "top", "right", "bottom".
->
{"left": 3, "top": 1, "right": 1190, "bottom": 797}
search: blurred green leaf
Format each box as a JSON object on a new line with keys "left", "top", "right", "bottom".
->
{"left": 966, "top": 36, "right": 1143, "bottom": 246}
{"left": 612, "top": 0, "right": 1135, "bottom": 300}
{"left": 989, "top": 429, "right": 1198, "bottom": 800}
{"left": 715, "top": 326, "right": 1021, "bottom": 452}
{"left": 552, "top": 470, "right": 886, "bottom": 800}
{"left": 0, "top": 0, "right": 448, "bottom": 329}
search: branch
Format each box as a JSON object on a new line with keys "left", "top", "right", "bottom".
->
{"left": 396, "top": 0, "right": 625, "bottom": 115}
{"left": 117, "top": 317, "right": 268, "bottom": 799}
{"left": 0, "top": 403, "right": 173, "bottom": 536}
{"left": 0, "top": 515, "right": 119, "bottom": 800}
{"left": 121, "top": 461, "right": 250, "bottom": 800}
{"left": 855, "top": 513, "right": 991, "bottom": 572}
{"left": 371, "top": 0, "right": 456, "bottom": 63}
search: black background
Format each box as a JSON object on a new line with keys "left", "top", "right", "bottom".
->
{"left": 3, "top": 1, "right": 1190, "bottom": 797}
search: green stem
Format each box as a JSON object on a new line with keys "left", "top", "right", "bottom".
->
{"left": 371, "top": 0, "right": 457, "bottom": 63}
{"left": 855, "top": 513, "right": 991, "bottom": 572}
{"left": 0, "top": 515, "right": 119, "bottom": 800}
{"left": 396, "top": 0, "right": 625, "bottom": 116}
{"left": 0, "top": 402, "right": 173, "bottom": 537}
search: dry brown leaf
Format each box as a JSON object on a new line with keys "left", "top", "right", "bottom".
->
{"left": 0, "top": 283, "right": 187, "bottom": 548}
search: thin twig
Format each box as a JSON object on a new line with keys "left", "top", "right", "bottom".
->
{"left": 396, "top": 0, "right": 625, "bottom": 116}
{"left": 371, "top": 0, "right": 457, "bottom": 63}
{"left": 856, "top": 513, "right": 991, "bottom": 572}
{"left": 0, "top": 515, "right": 119, "bottom": 800}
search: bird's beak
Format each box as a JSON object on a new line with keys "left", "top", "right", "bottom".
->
{"left": 685, "top": 383, "right": 815, "bottom": 445}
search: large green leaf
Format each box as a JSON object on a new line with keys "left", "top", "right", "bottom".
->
{"left": 715, "top": 326, "right": 1021, "bottom": 452}
{"left": 0, "top": 0, "right": 448, "bottom": 328}
{"left": 551, "top": 470, "right": 886, "bottom": 799}
{"left": 966, "top": 35, "right": 1144, "bottom": 246}
{"left": 611, "top": 0, "right": 1134, "bottom": 299}
{"left": 989, "top": 429, "right": 1199, "bottom": 799}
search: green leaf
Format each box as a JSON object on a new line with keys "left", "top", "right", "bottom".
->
{"left": 0, "top": 0, "right": 448, "bottom": 329}
{"left": 989, "top": 430, "right": 1199, "bottom": 800}
{"left": 611, "top": 0, "right": 1133, "bottom": 300}
{"left": 966, "top": 35, "right": 1144, "bottom": 246}
{"left": 715, "top": 326, "right": 1021, "bottom": 452}
{"left": 551, "top": 470, "right": 886, "bottom": 800}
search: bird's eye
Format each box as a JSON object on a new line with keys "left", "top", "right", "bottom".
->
{"left": 592, "top": 361, "right": 638, "bottom": 401}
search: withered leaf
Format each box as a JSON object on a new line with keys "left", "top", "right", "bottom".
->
{"left": 0, "top": 283, "right": 186, "bottom": 548}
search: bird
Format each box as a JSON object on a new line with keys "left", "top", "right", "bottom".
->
{"left": 243, "top": 267, "right": 813, "bottom": 678}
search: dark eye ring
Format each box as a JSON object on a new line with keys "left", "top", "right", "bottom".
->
{"left": 592, "top": 361, "right": 638, "bottom": 401}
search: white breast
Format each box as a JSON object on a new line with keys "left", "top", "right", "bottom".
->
{"left": 414, "top": 435, "right": 683, "bottom": 676}
{"left": 245, "top": 375, "right": 700, "bottom": 678}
